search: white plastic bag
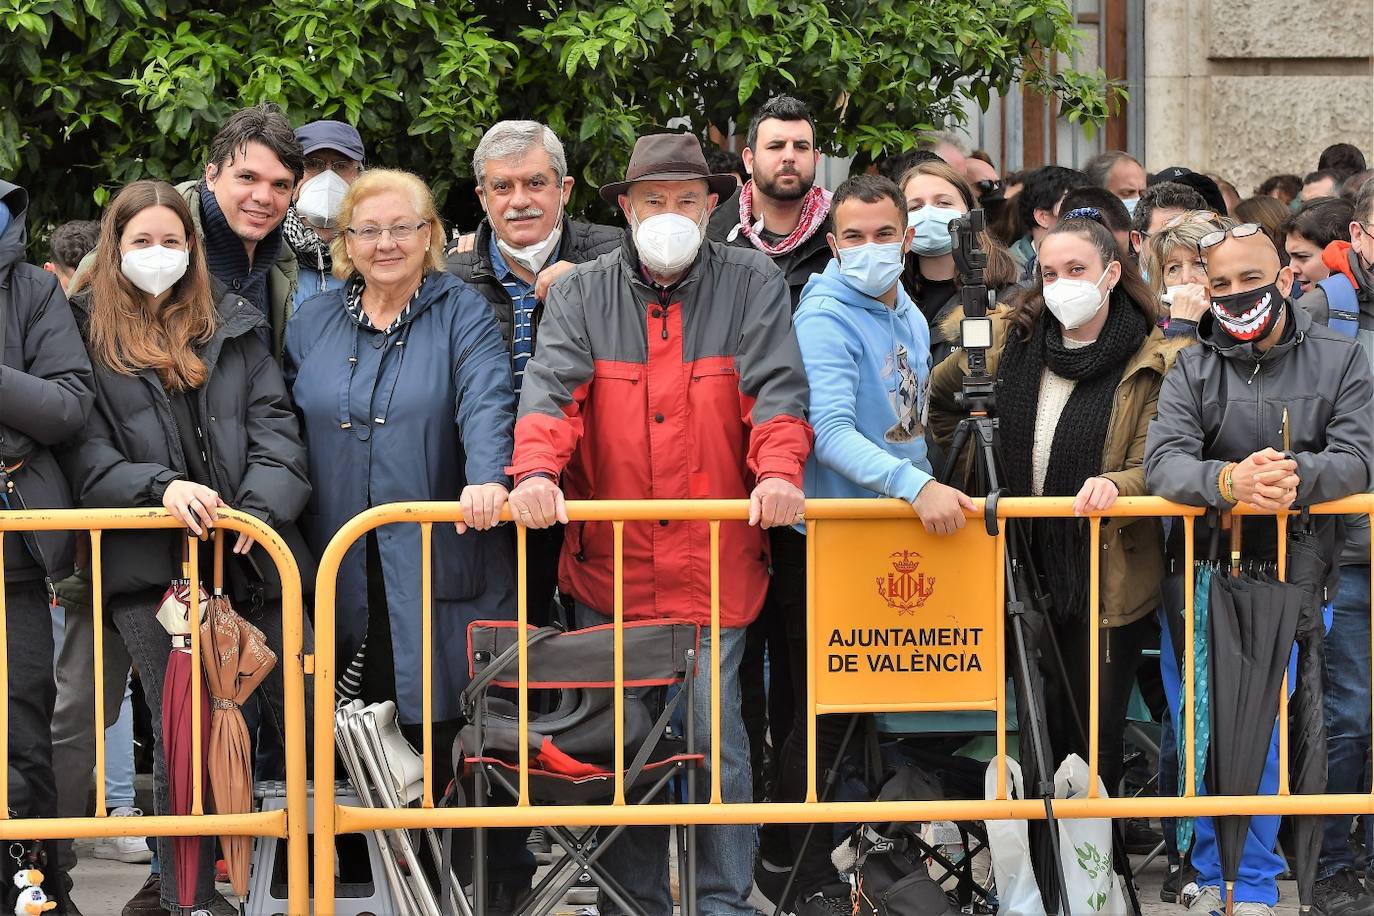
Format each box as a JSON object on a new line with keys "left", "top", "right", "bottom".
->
{"left": 1053, "top": 754, "right": 1128, "bottom": 915}
{"left": 984, "top": 756, "right": 1048, "bottom": 915}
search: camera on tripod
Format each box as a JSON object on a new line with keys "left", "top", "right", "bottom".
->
{"left": 948, "top": 209, "right": 997, "bottom": 413}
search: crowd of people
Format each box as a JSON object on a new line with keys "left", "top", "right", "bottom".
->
{"left": 4, "top": 94, "right": 1374, "bottom": 916}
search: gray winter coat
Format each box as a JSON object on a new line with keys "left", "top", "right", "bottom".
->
{"left": 0, "top": 180, "right": 94, "bottom": 583}
{"left": 1145, "top": 303, "right": 1374, "bottom": 582}
{"left": 61, "top": 287, "right": 311, "bottom": 600}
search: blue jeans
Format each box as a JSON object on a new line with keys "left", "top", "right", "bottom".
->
{"left": 1319, "top": 564, "right": 1374, "bottom": 880}
{"left": 575, "top": 605, "right": 756, "bottom": 916}
{"left": 1160, "top": 607, "right": 1294, "bottom": 906}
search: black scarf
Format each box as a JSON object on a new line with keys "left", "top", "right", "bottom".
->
{"left": 282, "top": 205, "right": 333, "bottom": 273}
{"left": 198, "top": 183, "right": 281, "bottom": 326}
{"left": 997, "top": 297, "right": 1148, "bottom": 622}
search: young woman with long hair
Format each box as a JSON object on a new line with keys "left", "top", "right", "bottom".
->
{"left": 63, "top": 179, "right": 310, "bottom": 916}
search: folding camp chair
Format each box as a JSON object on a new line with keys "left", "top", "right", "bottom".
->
{"left": 455, "top": 619, "right": 703, "bottom": 916}
{"left": 334, "top": 699, "right": 474, "bottom": 916}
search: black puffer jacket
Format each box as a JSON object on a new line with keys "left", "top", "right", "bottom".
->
{"left": 61, "top": 284, "right": 311, "bottom": 600}
{"left": 446, "top": 217, "right": 622, "bottom": 360}
{"left": 0, "top": 180, "right": 94, "bottom": 584}
{"left": 706, "top": 186, "right": 833, "bottom": 310}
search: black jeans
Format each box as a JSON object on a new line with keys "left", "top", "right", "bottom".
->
{"left": 742, "top": 529, "right": 796, "bottom": 803}
{"left": 6, "top": 581, "right": 57, "bottom": 819}
{"left": 766, "top": 529, "right": 853, "bottom": 899}
{"left": 1044, "top": 612, "right": 1154, "bottom": 796}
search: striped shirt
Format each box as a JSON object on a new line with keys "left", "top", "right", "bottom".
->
{"left": 488, "top": 235, "right": 561, "bottom": 396}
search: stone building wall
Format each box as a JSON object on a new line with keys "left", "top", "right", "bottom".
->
{"left": 1144, "top": 0, "right": 1373, "bottom": 194}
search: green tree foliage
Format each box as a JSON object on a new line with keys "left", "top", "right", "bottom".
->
{"left": 1, "top": 0, "right": 1119, "bottom": 240}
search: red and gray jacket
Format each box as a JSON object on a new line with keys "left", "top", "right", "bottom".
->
{"left": 509, "top": 233, "right": 814, "bottom": 628}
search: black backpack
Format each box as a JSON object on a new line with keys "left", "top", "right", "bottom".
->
{"left": 829, "top": 765, "right": 958, "bottom": 916}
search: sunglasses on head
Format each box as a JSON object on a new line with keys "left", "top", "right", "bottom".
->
{"left": 1198, "top": 222, "right": 1263, "bottom": 252}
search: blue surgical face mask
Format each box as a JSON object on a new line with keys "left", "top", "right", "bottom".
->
{"left": 836, "top": 241, "right": 905, "bottom": 298}
{"left": 1122, "top": 196, "right": 1140, "bottom": 217}
{"left": 907, "top": 204, "right": 963, "bottom": 256}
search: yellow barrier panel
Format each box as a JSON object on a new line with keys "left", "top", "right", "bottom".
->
{"left": 310, "top": 495, "right": 1374, "bottom": 916}
{"left": 0, "top": 508, "right": 308, "bottom": 916}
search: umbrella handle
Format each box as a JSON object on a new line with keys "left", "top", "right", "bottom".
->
{"left": 1229, "top": 516, "right": 1242, "bottom": 578}
{"left": 213, "top": 528, "right": 225, "bottom": 596}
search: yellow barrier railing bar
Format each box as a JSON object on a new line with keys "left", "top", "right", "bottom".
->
{"left": 1184, "top": 517, "right": 1196, "bottom": 798}
{"left": 0, "top": 508, "right": 306, "bottom": 916}
{"left": 189, "top": 534, "right": 204, "bottom": 816}
{"left": 0, "top": 531, "right": 7, "bottom": 817}
{"left": 91, "top": 530, "right": 107, "bottom": 818}
{"left": 516, "top": 522, "right": 530, "bottom": 806}
{"left": 1089, "top": 519, "right": 1101, "bottom": 798}
{"left": 804, "top": 518, "right": 817, "bottom": 805}
{"left": 421, "top": 522, "right": 435, "bottom": 809}
{"left": 995, "top": 523, "right": 1008, "bottom": 801}
{"left": 311, "top": 495, "right": 1374, "bottom": 915}
{"left": 1277, "top": 513, "right": 1290, "bottom": 797}
{"left": 612, "top": 520, "right": 625, "bottom": 806}
{"left": 709, "top": 519, "right": 722, "bottom": 805}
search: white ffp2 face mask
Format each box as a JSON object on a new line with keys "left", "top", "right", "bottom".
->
{"left": 497, "top": 206, "right": 564, "bottom": 274}
{"left": 1042, "top": 262, "right": 1115, "bottom": 330}
{"left": 296, "top": 169, "right": 350, "bottom": 229}
{"left": 121, "top": 245, "right": 190, "bottom": 297}
{"left": 632, "top": 207, "right": 706, "bottom": 275}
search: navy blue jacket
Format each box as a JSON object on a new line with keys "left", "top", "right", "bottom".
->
{"left": 285, "top": 270, "right": 516, "bottom": 723}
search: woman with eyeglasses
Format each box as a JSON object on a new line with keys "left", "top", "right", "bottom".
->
{"left": 1143, "top": 209, "right": 1235, "bottom": 338}
{"left": 928, "top": 209, "right": 1185, "bottom": 799}
{"left": 284, "top": 168, "right": 517, "bottom": 774}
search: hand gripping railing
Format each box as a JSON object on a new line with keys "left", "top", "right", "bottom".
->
{"left": 0, "top": 508, "right": 308, "bottom": 916}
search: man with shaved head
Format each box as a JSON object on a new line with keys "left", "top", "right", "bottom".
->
{"left": 1146, "top": 226, "right": 1374, "bottom": 915}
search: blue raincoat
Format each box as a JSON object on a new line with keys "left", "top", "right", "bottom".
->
{"left": 285, "top": 270, "right": 516, "bottom": 723}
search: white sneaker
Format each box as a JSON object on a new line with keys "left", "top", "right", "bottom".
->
{"left": 1184, "top": 885, "right": 1221, "bottom": 913}
{"left": 92, "top": 807, "right": 153, "bottom": 864}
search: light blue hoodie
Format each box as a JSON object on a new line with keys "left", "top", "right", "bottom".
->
{"left": 795, "top": 259, "right": 935, "bottom": 504}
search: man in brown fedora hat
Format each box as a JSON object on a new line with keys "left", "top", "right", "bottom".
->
{"left": 507, "top": 131, "right": 812, "bottom": 914}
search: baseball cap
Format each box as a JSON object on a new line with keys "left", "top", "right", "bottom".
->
{"left": 295, "top": 120, "right": 365, "bottom": 162}
{"left": 1149, "top": 165, "right": 1228, "bottom": 215}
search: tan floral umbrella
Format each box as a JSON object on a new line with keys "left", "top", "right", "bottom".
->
{"left": 200, "top": 538, "right": 277, "bottom": 899}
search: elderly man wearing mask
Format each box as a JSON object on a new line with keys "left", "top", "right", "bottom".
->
{"left": 288, "top": 119, "right": 365, "bottom": 310}
{"left": 508, "top": 132, "right": 813, "bottom": 916}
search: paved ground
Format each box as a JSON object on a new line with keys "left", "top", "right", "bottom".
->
{"left": 69, "top": 826, "right": 1309, "bottom": 914}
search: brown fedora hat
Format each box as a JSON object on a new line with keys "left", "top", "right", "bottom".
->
{"left": 599, "top": 132, "right": 738, "bottom": 204}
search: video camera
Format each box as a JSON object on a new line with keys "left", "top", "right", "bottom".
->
{"left": 948, "top": 209, "right": 997, "bottom": 413}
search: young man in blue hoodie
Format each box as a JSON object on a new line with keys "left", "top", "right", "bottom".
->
{"left": 766, "top": 175, "right": 974, "bottom": 915}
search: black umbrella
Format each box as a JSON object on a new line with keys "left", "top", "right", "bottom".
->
{"left": 1284, "top": 525, "right": 1330, "bottom": 914}
{"left": 1207, "top": 570, "right": 1305, "bottom": 915}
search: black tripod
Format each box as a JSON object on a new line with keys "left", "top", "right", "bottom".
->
{"left": 940, "top": 211, "right": 1141, "bottom": 916}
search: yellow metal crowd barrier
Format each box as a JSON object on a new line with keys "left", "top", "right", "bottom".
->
{"left": 0, "top": 508, "right": 309, "bottom": 916}
{"left": 6, "top": 498, "right": 1374, "bottom": 915}
{"left": 309, "top": 495, "right": 1374, "bottom": 915}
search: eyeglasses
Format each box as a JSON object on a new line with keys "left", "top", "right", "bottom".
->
{"left": 345, "top": 222, "right": 429, "bottom": 243}
{"left": 1198, "top": 222, "right": 1264, "bottom": 252}
{"left": 305, "top": 157, "right": 361, "bottom": 175}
